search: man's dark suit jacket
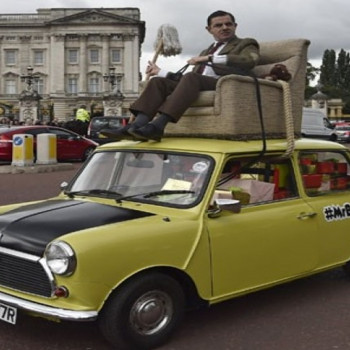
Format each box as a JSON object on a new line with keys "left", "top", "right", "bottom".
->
{"left": 193, "top": 35, "right": 260, "bottom": 76}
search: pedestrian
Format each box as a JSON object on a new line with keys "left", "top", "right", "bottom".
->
{"left": 75, "top": 105, "right": 90, "bottom": 135}
{"left": 102, "top": 10, "right": 260, "bottom": 142}
{"left": 75, "top": 105, "right": 90, "bottom": 123}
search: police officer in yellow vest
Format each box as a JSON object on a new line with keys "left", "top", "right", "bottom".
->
{"left": 75, "top": 105, "right": 90, "bottom": 123}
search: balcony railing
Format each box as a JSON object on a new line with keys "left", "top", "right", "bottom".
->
{"left": 0, "top": 14, "right": 50, "bottom": 23}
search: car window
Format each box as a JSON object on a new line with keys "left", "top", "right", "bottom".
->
{"left": 336, "top": 126, "right": 350, "bottom": 130}
{"left": 48, "top": 128, "right": 75, "bottom": 139}
{"left": 213, "top": 156, "right": 298, "bottom": 206}
{"left": 299, "top": 151, "right": 350, "bottom": 196}
{"left": 22, "top": 128, "right": 49, "bottom": 136}
{"left": 108, "top": 119, "right": 122, "bottom": 128}
{"left": 68, "top": 151, "right": 214, "bottom": 208}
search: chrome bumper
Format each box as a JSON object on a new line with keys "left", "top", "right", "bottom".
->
{"left": 0, "top": 292, "right": 98, "bottom": 321}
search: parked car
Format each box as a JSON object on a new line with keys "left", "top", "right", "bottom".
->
{"left": 301, "top": 108, "right": 337, "bottom": 141}
{"left": 87, "top": 116, "right": 129, "bottom": 144}
{"left": 335, "top": 123, "right": 350, "bottom": 142}
{"left": 0, "top": 125, "right": 98, "bottom": 162}
{"left": 0, "top": 137, "right": 349, "bottom": 349}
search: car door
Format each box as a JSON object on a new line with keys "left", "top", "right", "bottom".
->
{"left": 298, "top": 149, "right": 350, "bottom": 267}
{"left": 49, "top": 127, "right": 82, "bottom": 160}
{"left": 206, "top": 156, "right": 319, "bottom": 299}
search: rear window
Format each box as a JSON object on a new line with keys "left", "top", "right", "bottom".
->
{"left": 91, "top": 118, "right": 123, "bottom": 129}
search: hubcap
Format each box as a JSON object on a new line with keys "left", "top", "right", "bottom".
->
{"left": 130, "top": 290, "right": 173, "bottom": 335}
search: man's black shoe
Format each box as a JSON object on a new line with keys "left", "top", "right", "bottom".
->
{"left": 99, "top": 124, "right": 135, "bottom": 140}
{"left": 128, "top": 123, "right": 163, "bottom": 142}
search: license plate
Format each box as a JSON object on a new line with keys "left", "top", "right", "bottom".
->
{"left": 0, "top": 303, "right": 17, "bottom": 325}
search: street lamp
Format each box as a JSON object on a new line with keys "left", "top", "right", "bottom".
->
{"left": 103, "top": 67, "right": 117, "bottom": 89}
{"left": 103, "top": 67, "right": 124, "bottom": 98}
{"left": 20, "top": 66, "right": 40, "bottom": 91}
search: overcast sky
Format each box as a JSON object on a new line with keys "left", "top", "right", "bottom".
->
{"left": 2, "top": 0, "right": 350, "bottom": 75}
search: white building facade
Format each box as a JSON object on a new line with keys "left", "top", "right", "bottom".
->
{"left": 0, "top": 8, "right": 145, "bottom": 122}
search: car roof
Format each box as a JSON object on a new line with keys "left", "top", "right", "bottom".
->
{"left": 97, "top": 137, "right": 347, "bottom": 155}
{"left": 91, "top": 116, "right": 122, "bottom": 120}
{"left": 0, "top": 125, "right": 67, "bottom": 133}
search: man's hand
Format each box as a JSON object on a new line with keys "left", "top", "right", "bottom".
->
{"left": 145, "top": 61, "right": 161, "bottom": 76}
{"left": 187, "top": 55, "right": 210, "bottom": 65}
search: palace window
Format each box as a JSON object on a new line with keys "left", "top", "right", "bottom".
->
{"left": 5, "top": 50, "right": 16, "bottom": 65}
{"left": 89, "top": 49, "right": 100, "bottom": 64}
{"left": 67, "top": 49, "right": 79, "bottom": 64}
{"left": 33, "top": 78, "right": 44, "bottom": 95}
{"left": 34, "top": 50, "right": 44, "bottom": 65}
{"left": 5, "top": 79, "right": 16, "bottom": 94}
{"left": 88, "top": 77, "right": 100, "bottom": 93}
{"left": 67, "top": 77, "right": 78, "bottom": 94}
{"left": 111, "top": 49, "right": 121, "bottom": 63}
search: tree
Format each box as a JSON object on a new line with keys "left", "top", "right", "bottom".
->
{"left": 304, "top": 62, "right": 319, "bottom": 100}
{"left": 306, "top": 62, "right": 320, "bottom": 86}
{"left": 320, "top": 49, "right": 337, "bottom": 87}
{"left": 318, "top": 48, "right": 350, "bottom": 114}
{"left": 335, "top": 49, "right": 349, "bottom": 89}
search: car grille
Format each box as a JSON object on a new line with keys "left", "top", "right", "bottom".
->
{"left": 0, "top": 250, "right": 53, "bottom": 297}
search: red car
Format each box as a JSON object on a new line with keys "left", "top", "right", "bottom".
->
{"left": 0, "top": 125, "right": 98, "bottom": 162}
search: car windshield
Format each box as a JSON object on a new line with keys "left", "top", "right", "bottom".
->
{"left": 67, "top": 150, "right": 213, "bottom": 207}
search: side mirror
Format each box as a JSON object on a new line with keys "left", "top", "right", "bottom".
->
{"left": 208, "top": 198, "right": 241, "bottom": 218}
{"left": 60, "top": 181, "right": 68, "bottom": 190}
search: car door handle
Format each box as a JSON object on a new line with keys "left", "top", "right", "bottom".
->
{"left": 297, "top": 212, "right": 317, "bottom": 220}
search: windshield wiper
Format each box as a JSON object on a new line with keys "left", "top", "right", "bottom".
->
{"left": 65, "top": 189, "right": 122, "bottom": 199}
{"left": 116, "top": 190, "right": 195, "bottom": 203}
{"left": 143, "top": 190, "right": 195, "bottom": 198}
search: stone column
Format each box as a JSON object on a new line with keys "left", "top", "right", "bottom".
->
{"left": 79, "top": 34, "right": 87, "bottom": 95}
{"left": 101, "top": 34, "right": 110, "bottom": 92}
{"left": 50, "top": 34, "right": 65, "bottom": 95}
{"left": 123, "top": 34, "right": 139, "bottom": 94}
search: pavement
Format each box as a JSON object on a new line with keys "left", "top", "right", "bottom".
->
{"left": 0, "top": 162, "right": 74, "bottom": 174}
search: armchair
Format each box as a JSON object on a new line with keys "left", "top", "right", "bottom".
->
{"left": 164, "top": 38, "right": 311, "bottom": 140}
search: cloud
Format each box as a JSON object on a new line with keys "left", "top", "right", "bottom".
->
{"left": 2, "top": 0, "right": 350, "bottom": 72}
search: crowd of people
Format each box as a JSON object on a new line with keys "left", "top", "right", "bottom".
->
{"left": 0, "top": 116, "right": 64, "bottom": 127}
{"left": 0, "top": 117, "right": 22, "bottom": 125}
{"left": 1, "top": 105, "right": 89, "bottom": 131}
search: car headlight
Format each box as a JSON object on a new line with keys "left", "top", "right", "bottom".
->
{"left": 45, "top": 241, "right": 76, "bottom": 276}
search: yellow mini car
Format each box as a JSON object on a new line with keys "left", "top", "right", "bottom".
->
{"left": 0, "top": 137, "right": 349, "bottom": 349}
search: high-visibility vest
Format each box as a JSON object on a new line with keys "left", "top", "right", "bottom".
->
{"left": 76, "top": 108, "right": 90, "bottom": 122}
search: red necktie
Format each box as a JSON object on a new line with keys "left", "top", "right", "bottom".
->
{"left": 197, "top": 42, "right": 224, "bottom": 74}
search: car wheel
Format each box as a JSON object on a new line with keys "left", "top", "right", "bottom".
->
{"left": 330, "top": 134, "right": 337, "bottom": 141}
{"left": 98, "top": 272, "right": 185, "bottom": 350}
{"left": 343, "top": 262, "right": 350, "bottom": 277}
{"left": 82, "top": 146, "right": 95, "bottom": 161}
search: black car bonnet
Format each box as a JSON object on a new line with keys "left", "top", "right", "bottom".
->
{"left": 0, "top": 199, "right": 154, "bottom": 256}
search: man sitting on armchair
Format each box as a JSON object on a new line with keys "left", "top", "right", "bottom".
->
{"left": 102, "top": 10, "right": 260, "bottom": 142}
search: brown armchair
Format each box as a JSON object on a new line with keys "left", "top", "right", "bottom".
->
{"left": 164, "top": 38, "right": 311, "bottom": 140}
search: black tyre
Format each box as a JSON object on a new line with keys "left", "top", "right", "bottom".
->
{"left": 98, "top": 272, "right": 185, "bottom": 350}
{"left": 343, "top": 262, "right": 350, "bottom": 277}
{"left": 82, "top": 146, "right": 95, "bottom": 161}
{"left": 330, "top": 134, "right": 337, "bottom": 142}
